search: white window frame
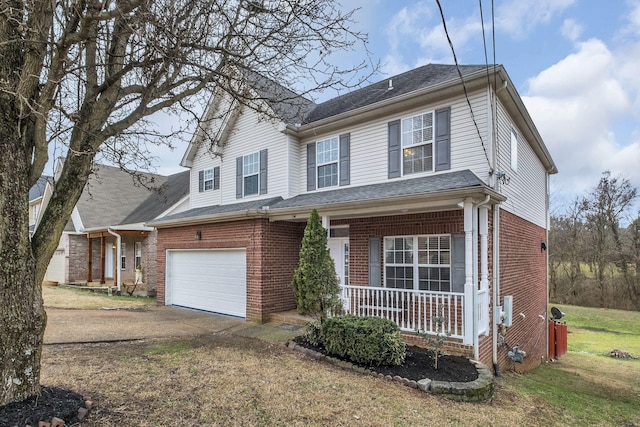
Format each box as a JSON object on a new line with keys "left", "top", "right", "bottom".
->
{"left": 32, "top": 203, "right": 40, "bottom": 224}
{"left": 383, "top": 234, "right": 453, "bottom": 292}
{"left": 510, "top": 128, "right": 518, "bottom": 172}
{"left": 243, "top": 152, "right": 260, "bottom": 196}
{"left": 401, "top": 111, "right": 434, "bottom": 176}
{"left": 316, "top": 136, "right": 339, "bottom": 188}
{"left": 203, "top": 168, "right": 214, "bottom": 191}
{"left": 134, "top": 241, "right": 142, "bottom": 270}
{"left": 120, "top": 242, "right": 127, "bottom": 270}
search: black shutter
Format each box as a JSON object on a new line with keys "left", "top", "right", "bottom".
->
{"left": 452, "top": 233, "right": 465, "bottom": 293}
{"left": 368, "top": 237, "right": 382, "bottom": 287}
{"left": 235, "top": 156, "right": 243, "bottom": 199}
{"left": 306, "top": 143, "right": 316, "bottom": 191}
{"left": 259, "top": 149, "right": 268, "bottom": 195}
{"left": 198, "top": 170, "right": 204, "bottom": 192}
{"left": 213, "top": 166, "right": 220, "bottom": 190}
{"left": 339, "top": 133, "right": 350, "bottom": 186}
{"left": 388, "top": 120, "right": 401, "bottom": 178}
{"left": 435, "top": 107, "right": 451, "bottom": 171}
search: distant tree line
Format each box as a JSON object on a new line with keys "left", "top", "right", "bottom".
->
{"left": 549, "top": 171, "right": 640, "bottom": 311}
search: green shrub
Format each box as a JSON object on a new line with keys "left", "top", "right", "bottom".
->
{"left": 304, "top": 320, "right": 323, "bottom": 347}
{"left": 321, "top": 315, "right": 406, "bottom": 366}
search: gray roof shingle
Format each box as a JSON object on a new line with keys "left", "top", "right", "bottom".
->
{"left": 76, "top": 164, "right": 167, "bottom": 230}
{"left": 303, "top": 64, "right": 487, "bottom": 123}
{"left": 270, "top": 170, "right": 486, "bottom": 210}
{"left": 120, "top": 170, "right": 189, "bottom": 225}
{"left": 29, "top": 176, "right": 50, "bottom": 201}
{"left": 149, "top": 196, "right": 284, "bottom": 225}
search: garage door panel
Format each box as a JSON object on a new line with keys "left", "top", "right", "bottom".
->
{"left": 167, "top": 249, "right": 246, "bottom": 318}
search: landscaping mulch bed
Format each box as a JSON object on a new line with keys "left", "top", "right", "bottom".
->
{"left": 293, "top": 336, "right": 479, "bottom": 382}
{"left": 0, "top": 386, "right": 88, "bottom": 427}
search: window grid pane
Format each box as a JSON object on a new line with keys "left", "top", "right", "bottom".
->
{"left": 243, "top": 153, "right": 259, "bottom": 196}
{"left": 403, "top": 144, "right": 433, "bottom": 175}
{"left": 385, "top": 235, "right": 453, "bottom": 292}
{"left": 316, "top": 137, "right": 339, "bottom": 188}
{"left": 402, "top": 112, "right": 433, "bottom": 147}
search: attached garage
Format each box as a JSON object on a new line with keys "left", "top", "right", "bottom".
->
{"left": 165, "top": 249, "right": 247, "bottom": 318}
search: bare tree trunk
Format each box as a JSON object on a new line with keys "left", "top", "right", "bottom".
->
{"left": 0, "top": 126, "right": 47, "bottom": 405}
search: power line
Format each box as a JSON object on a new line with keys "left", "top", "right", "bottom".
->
{"left": 434, "top": 0, "right": 492, "bottom": 169}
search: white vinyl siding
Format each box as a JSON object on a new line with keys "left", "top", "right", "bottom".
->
{"left": 190, "top": 106, "right": 289, "bottom": 209}
{"left": 298, "top": 91, "right": 492, "bottom": 193}
{"left": 495, "top": 99, "right": 547, "bottom": 228}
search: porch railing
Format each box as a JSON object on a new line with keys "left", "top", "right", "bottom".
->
{"left": 339, "top": 285, "right": 465, "bottom": 339}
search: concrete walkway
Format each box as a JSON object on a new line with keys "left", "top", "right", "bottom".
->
{"left": 44, "top": 306, "right": 304, "bottom": 345}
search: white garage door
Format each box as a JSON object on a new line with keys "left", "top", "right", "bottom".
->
{"left": 166, "top": 249, "right": 246, "bottom": 318}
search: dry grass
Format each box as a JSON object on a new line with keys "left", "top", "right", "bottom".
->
{"left": 42, "top": 285, "right": 154, "bottom": 310}
{"left": 42, "top": 335, "right": 556, "bottom": 427}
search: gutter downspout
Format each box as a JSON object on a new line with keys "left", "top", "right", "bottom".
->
{"left": 492, "top": 78, "right": 507, "bottom": 376}
{"left": 107, "top": 227, "right": 121, "bottom": 293}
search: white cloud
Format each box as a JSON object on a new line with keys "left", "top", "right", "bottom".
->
{"left": 522, "top": 38, "right": 640, "bottom": 197}
{"left": 561, "top": 19, "right": 584, "bottom": 42}
{"left": 495, "top": 0, "right": 575, "bottom": 38}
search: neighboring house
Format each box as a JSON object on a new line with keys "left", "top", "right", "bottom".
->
{"left": 38, "top": 161, "right": 189, "bottom": 293}
{"left": 29, "top": 175, "right": 51, "bottom": 236}
{"left": 148, "top": 64, "right": 557, "bottom": 373}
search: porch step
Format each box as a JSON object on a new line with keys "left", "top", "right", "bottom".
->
{"left": 269, "top": 310, "right": 312, "bottom": 327}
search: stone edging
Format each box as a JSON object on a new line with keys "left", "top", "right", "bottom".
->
{"left": 287, "top": 341, "right": 494, "bottom": 402}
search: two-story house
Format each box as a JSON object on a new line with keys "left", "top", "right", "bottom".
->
{"left": 149, "top": 64, "right": 557, "bottom": 373}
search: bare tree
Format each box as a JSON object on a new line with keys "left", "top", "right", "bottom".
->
{"left": 549, "top": 198, "right": 586, "bottom": 302}
{"left": 581, "top": 172, "right": 637, "bottom": 308}
{"left": 0, "top": 0, "right": 372, "bottom": 405}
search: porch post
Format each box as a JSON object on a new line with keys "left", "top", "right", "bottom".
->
{"left": 479, "top": 206, "right": 489, "bottom": 290}
{"left": 463, "top": 198, "right": 474, "bottom": 345}
{"left": 100, "top": 235, "right": 105, "bottom": 284}
{"left": 87, "top": 234, "right": 93, "bottom": 282}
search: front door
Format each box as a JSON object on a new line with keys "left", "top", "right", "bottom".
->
{"left": 105, "top": 243, "right": 114, "bottom": 279}
{"left": 328, "top": 237, "right": 349, "bottom": 287}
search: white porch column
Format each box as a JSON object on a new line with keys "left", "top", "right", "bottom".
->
{"left": 479, "top": 206, "right": 489, "bottom": 290}
{"left": 322, "top": 215, "right": 330, "bottom": 237}
{"left": 463, "top": 198, "right": 474, "bottom": 345}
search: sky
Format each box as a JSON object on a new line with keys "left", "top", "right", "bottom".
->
{"left": 120, "top": 1, "right": 640, "bottom": 214}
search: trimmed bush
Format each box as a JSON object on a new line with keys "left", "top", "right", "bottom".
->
{"left": 321, "top": 315, "right": 406, "bottom": 366}
{"left": 304, "top": 320, "right": 323, "bottom": 347}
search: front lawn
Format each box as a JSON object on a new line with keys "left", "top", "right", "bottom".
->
{"left": 43, "top": 284, "right": 155, "bottom": 310}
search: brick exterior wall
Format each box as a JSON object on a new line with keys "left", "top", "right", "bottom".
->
{"left": 68, "top": 234, "right": 90, "bottom": 282}
{"left": 156, "top": 219, "right": 305, "bottom": 323}
{"left": 494, "top": 209, "right": 548, "bottom": 372}
{"left": 155, "top": 208, "right": 547, "bottom": 373}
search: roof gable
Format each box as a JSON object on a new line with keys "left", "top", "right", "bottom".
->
{"left": 75, "top": 164, "right": 167, "bottom": 230}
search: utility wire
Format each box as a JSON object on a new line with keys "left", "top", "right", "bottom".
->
{"left": 479, "top": 0, "right": 492, "bottom": 88}
{"left": 435, "top": 0, "right": 492, "bottom": 169}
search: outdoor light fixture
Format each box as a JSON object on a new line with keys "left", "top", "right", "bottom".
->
{"left": 541, "top": 242, "right": 547, "bottom": 252}
{"left": 195, "top": 230, "right": 202, "bottom": 240}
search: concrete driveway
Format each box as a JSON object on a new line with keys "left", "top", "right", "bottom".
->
{"left": 44, "top": 305, "right": 302, "bottom": 345}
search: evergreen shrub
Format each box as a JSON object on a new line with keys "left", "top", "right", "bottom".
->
{"left": 321, "top": 315, "right": 406, "bottom": 366}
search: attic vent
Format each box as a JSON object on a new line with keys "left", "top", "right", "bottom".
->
{"left": 388, "top": 79, "right": 393, "bottom": 90}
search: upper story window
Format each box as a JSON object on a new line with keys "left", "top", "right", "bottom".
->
{"left": 306, "top": 133, "right": 350, "bottom": 191}
{"left": 316, "top": 137, "right": 339, "bottom": 188}
{"left": 402, "top": 112, "right": 434, "bottom": 175}
{"left": 198, "top": 166, "right": 219, "bottom": 192}
{"left": 388, "top": 107, "right": 450, "bottom": 179}
{"left": 31, "top": 204, "right": 40, "bottom": 224}
{"left": 236, "top": 149, "right": 267, "bottom": 199}
{"left": 243, "top": 152, "right": 260, "bottom": 196}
